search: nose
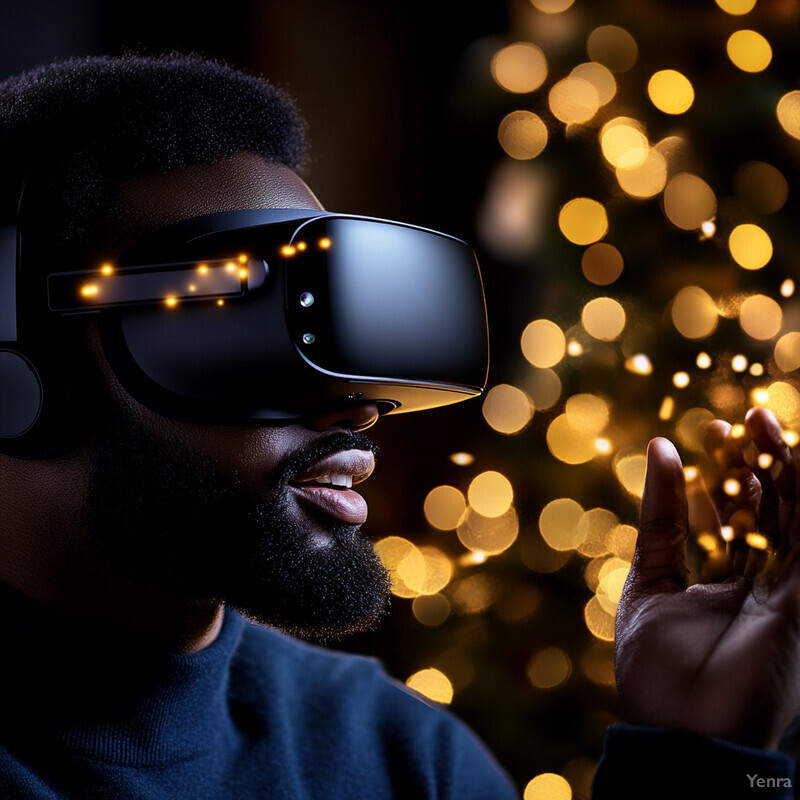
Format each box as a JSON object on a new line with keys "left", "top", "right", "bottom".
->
{"left": 306, "top": 402, "right": 381, "bottom": 432}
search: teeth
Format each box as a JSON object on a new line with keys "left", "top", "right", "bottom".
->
{"left": 309, "top": 474, "right": 353, "bottom": 489}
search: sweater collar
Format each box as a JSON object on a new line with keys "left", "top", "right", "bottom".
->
{"left": 0, "top": 580, "right": 246, "bottom": 766}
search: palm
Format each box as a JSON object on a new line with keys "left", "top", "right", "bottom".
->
{"left": 615, "top": 409, "right": 800, "bottom": 749}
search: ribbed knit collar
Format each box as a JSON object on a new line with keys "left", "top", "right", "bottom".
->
{"left": 0, "top": 580, "right": 245, "bottom": 766}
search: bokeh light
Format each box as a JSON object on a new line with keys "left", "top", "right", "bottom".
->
{"left": 468, "top": 471, "right": 515, "bottom": 517}
{"left": 714, "top": 0, "right": 757, "bottom": 14}
{"left": 527, "top": 647, "right": 572, "bottom": 689}
{"left": 483, "top": 383, "right": 534, "bottom": 433}
{"left": 531, "top": 0, "right": 576, "bottom": 12}
{"left": 522, "top": 319, "right": 566, "bottom": 367}
{"left": 491, "top": 42, "right": 548, "bottom": 93}
{"left": 539, "top": 497, "right": 585, "bottom": 551}
{"left": 498, "top": 110, "right": 549, "bottom": 159}
{"left": 670, "top": 286, "right": 719, "bottom": 339}
{"left": 548, "top": 76, "right": 600, "bottom": 124}
{"left": 777, "top": 91, "right": 800, "bottom": 139}
{"left": 524, "top": 773, "right": 572, "bottom": 800}
{"left": 581, "top": 297, "right": 626, "bottom": 341}
{"left": 558, "top": 198, "right": 608, "bottom": 244}
{"left": 647, "top": 69, "right": 694, "bottom": 114}
{"left": 406, "top": 668, "right": 454, "bottom": 704}
{"left": 663, "top": 173, "right": 717, "bottom": 230}
{"left": 735, "top": 161, "right": 788, "bottom": 214}
{"left": 726, "top": 29, "right": 772, "bottom": 72}
{"left": 424, "top": 485, "right": 467, "bottom": 530}
{"left": 728, "top": 223, "right": 772, "bottom": 270}
{"left": 739, "top": 294, "right": 782, "bottom": 340}
{"left": 586, "top": 25, "right": 638, "bottom": 73}
{"left": 581, "top": 242, "right": 624, "bottom": 285}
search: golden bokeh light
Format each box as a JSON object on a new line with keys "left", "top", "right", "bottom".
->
{"left": 696, "top": 351, "right": 712, "bottom": 369}
{"left": 527, "top": 647, "right": 572, "bottom": 689}
{"left": 586, "top": 25, "right": 638, "bottom": 73}
{"left": 457, "top": 506, "right": 519, "bottom": 555}
{"left": 450, "top": 452, "right": 475, "bottom": 466}
{"left": 581, "top": 297, "right": 626, "bottom": 341}
{"left": 538, "top": 497, "right": 585, "bottom": 551}
{"left": 775, "top": 332, "right": 800, "bottom": 373}
{"left": 647, "top": 69, "right": 694, "bottom": 114}
{"left": 374, "top": 536, "right": 426, "bottom": 598}
{"left": 714, "top": 0, "right": 757, "bottom": 14}
{"left": 735, "top": 161, "right": 788, "bottom": 214}
{"left": 581, "top": 242, "right": 624, "bottom": 285}
{"left": 584, "top": 595, "right": 615, "bottom": 641}
{"left": 522, "top": 367, "right": 563, "bottom": 410}
{"left": 498, "top": 111, "right": 549, "bottom": 159}
{"left": 608, "top": 523, "right": 637, "bottom": 561}
{"left": 424, "top": 485, "right": 467, "bottom": 530}
{"left": 663, "top": 173, "right": 717, "bottom": 230}
{"left": 765, "top": 381, "right": 800, "bottom": 427}
{"left": 676, "top": 407, "right": 715, "bottom": 451}
{"left": 739, "top": 294, "right": 782, "bottom": 340}
{"left": 613, "top": 452, "right": 646, "bottom": 498}
{"left": 412, "top": 593, "right": 451, "bottom": 626}
{"left": 491, "top": 42, "right": 548, "bottom": 93}
{"left": 405, "top": 668, "right": 454, "bottom": 704}
{"left": 577, "top": 507, "right": 618, "bottom": 558}
{"left": 522, "top": 319, "right": 567, "bottom": 367}
{"left": 616, "top": 147, "right": 667, "bottom": 198}
{"left": 531, "top": 0, "right": 575, "bottom": 12}
{"left": 570, "top": 62, "right": 616, "bottom": 106}
{"left": 548, "top": 76, "right": 600, "bottom": 125}
{"left": 482, "top": 383, "right": 534, "bottom": 433}
{"left": 625, "top": 353, "right": 653, "bottom": 375}
{"left": 673, "top": 371, "right": 690, "bottom": 388}
{"left": 726, "top": 29, "right": 772, "bottom": 72}
{"left": 777, "top": 91, "right": 800, "bottom": 139}
{"left": 728, "top": 223, "right": 772, "bottom": 270}
{"left": 468, "top": 470, "right": 514, "bottom": 518}
{"left": 524, "top": 773, "right": 572, "bottom": 800}
{"left": 547, "top": 414, "right": 601, "bottom": 464}
{"left": 565, "top": 393, "right": 609, "bottom": 434}
{"left": 659, "top": 395, "right": 675, "bottom": 419}
{"left": 670, "top": 286, "right": 719, "bottom": 339}
{"left": 398, "top": 545, "right": 453, "bottom": 596}
{"left": 558, "top": 198, "right": 608, "bottom": 245}
{"left": 781, "top": 279, "right": 795, "bottom": 297}
{"left": 600, "top": 118, "right": 649, "bottom": 169}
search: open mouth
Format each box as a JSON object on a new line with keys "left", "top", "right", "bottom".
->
{"left": 289, "top": 450, "right": 376, "bottom": 524}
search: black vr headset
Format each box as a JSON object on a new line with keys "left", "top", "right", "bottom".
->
{"left": 0, "top": 206, "right": 489, "bottom": 455}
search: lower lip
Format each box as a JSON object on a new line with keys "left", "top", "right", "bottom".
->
{"left": 291, "top": 486, "right": 368, "bottom": 525}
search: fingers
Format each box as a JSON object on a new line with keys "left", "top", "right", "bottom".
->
{"left": 745, "top": 407, "right": 797, "bottom": 555}
{"left": 625, "top": 437, "right": 689, "bottom": 599}
{"left": 702, "top": 419, "right": 761, "bottom": 574}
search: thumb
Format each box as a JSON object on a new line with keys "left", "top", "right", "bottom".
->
{"left": 626, "top": 437, "right": 689, "bottom": 599}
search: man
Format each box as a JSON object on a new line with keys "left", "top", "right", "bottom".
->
{"left": 1, "top": 51, "right": 795, "bottom": 800}
{"left": 0, "top": 53, "right": 516, "bottom": 798}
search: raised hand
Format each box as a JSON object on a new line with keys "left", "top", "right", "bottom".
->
{"left": 614, "top": 407, "right": 800, "bottom": 748}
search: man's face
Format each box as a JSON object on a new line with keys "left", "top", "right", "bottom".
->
{"left": 81, "top": 155, "right": 391, "bottom": 640}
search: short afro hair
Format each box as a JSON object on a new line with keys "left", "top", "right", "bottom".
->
{"left": 0, "top": 51, "right": 310, "bottom": 267}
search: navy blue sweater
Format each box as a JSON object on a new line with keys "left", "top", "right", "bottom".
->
{"left": 0, "top": 583, "right": 517, "bottom": 799}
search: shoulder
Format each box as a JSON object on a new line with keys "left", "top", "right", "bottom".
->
{"left": 230, "top": 613, "right": 517, "bottom": 798}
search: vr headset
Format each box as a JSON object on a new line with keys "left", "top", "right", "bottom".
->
{"left": 0, "top": 207, "right": 489, "bottom": 452}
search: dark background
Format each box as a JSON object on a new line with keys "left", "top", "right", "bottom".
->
{"left": 4, "top": 1, "right": 800, "bottom": 796}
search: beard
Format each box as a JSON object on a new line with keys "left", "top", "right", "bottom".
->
{"left": 81, "top": 412, "right": 391, "bottom": 641}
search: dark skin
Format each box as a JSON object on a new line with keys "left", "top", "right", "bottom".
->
{"left": 0, "top": 153, "right": 380, "bottom": 653}
{"left": 616, "top": 405, "right": 800, "bottom": 749}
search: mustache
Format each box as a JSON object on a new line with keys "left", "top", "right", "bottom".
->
{"left": 271, "top": 430, "right": 380, "bottom": 486}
